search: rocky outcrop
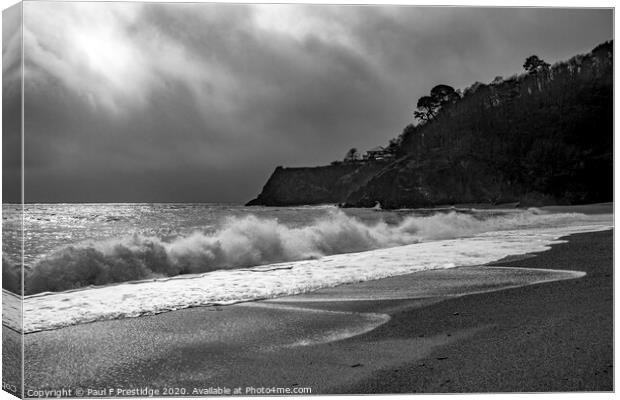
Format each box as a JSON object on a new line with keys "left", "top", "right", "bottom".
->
{"left": 246, "top": 162, "right": 388, "bottom": 206}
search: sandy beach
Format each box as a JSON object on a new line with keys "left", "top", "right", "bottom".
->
{"left": 13, "top": 227, "right": 612, "bottom": 395}
{"left": 342, "top": 229, "right": 613, "bottom": 393}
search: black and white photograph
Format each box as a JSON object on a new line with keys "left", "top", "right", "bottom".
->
{"left": 1, "top": 1, "right": 614, "bottom": 397}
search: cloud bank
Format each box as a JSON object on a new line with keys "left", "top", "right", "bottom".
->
{"left": 14, "top": 3, "right": 612, "bottom": 202}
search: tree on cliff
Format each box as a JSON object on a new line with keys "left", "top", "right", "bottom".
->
{"left": 386, "top": 137, "right": 401, "bottom": 154}
{"left": 344, "top": 148, "right": 360, "bottom": 162}
{"left": 414, "top": 85, "right": 459, "bottom": 123}
{"left": 430, "top": 84, "right": 460, "bottom": 105}
{"left": 413, "top": 96, "right": 437, "bottom": 122}
{"left": 523, "top": 55, "right": 550, "bottom": 75}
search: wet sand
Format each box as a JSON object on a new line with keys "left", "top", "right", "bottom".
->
{"left": 16, "top": 229, "right": 613, "bottom": 395}
{"left": 342, "top": 229, "right": 613, "bottom": 393}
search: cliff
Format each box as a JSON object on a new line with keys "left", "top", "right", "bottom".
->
{"left": 344, "top": 155, "right": 523, "bottom": 209}
{"left": 248, "top": 41, "right": 613, "bottom": 209}
{"left": 246, "top": 162, "right": 388, "bottom": 206}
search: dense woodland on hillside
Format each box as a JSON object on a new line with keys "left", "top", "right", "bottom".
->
{"left": 250, "top": 41, "right": 613, "bottom": 208}
{"left": 394, "top": 41, "right": 612, "bottom": 202}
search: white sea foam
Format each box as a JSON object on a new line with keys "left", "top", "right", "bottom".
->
{"left": 24, "top": 208, "right": 608, "bottom": 294}
{"left": 14, "top": 213, "right": 611, "bottom": 333}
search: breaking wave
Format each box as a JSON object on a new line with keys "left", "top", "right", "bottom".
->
{"left": 24, "top": 208, "right": 585, "bottom": 295}
{"left": 2, "top": 255, "right": 21, "bottom": 294}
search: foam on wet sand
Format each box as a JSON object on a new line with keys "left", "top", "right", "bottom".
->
{"left": 12, "top": 220, "right": 610, "bottom": 333}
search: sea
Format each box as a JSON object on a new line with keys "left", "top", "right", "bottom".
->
{"left": 1, "top": 203, "right": 613, "bottom": 333}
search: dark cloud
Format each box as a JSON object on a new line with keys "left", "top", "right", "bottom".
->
{"left": 17, "top": 3, "right": 613, "bottom": 203}
{"left": 2, "top": 3, "right": 22, "bottom": 203}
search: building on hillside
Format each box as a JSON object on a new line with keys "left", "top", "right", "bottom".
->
{"left": 363, "top": 146, "right": 395, "bottom": 161}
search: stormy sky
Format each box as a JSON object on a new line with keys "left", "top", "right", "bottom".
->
{"left": 8, "top": 2, "right": 613, "bottom": 203}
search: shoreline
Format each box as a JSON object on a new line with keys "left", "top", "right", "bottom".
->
{"left": 16, "top": 228, "right": 613, "bottom": 394}
{"left": 9, "top": 202, "right": 613, "bottom": 334}
{"left": 3, "top": 204, "right": 612, "bottom": 333}
{"left": 341, "top": 229, "right": 613, "bottom": 393}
